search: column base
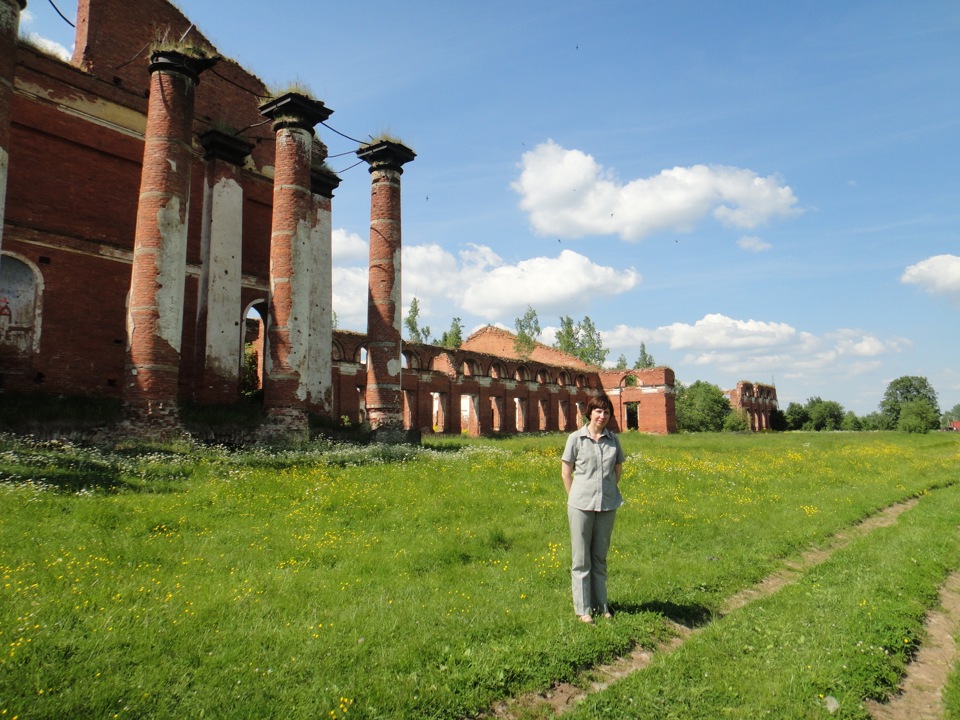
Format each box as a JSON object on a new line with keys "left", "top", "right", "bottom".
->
{"left": 257, "top": 406, "right": 310, "bottom": 443}
{"left": 369, "top": 425, "right": 421, "bottom": 446}
{"left": 117, "top": 399, "right": 192, "bottom": 443}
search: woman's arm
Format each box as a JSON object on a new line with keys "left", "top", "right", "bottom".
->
{"left": 615, "top": 462, "right": 622, "bottom": 485}
{"left": 561, "top": 460, "right": 574, "bottom": 495}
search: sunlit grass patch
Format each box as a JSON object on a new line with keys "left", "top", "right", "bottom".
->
{"left": 0, "top": 431, "right": 957, "bottom": 718}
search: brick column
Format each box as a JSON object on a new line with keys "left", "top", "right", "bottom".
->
{"left": 258, "top": 93, "right": 331, "bottom": 439}
{"left": 0, "top": 0, "right": 26, "bottom": 255}
{"left": 123, "top": 50, "right": 216, "bottom": 434}
{"left": 308, "top": 162, "right": 340, "bottom": 416}
{"left": 357, "top": 140, "right": 415, "bottom": 441}
{"left": 195, "top": 129, "right": 253, "bottom": 404}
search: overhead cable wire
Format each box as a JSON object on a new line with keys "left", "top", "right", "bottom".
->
{"left": 320, "top": 120, "right": 366, "bottom": 145}
{"left": 115, "top": 41, "right": 150, "bottom": 70}
{"left": 47, "top": 0, "right": 75, "bottom": 28}
{"left": 335, "top": 159, "right": 366, "bottom": 174}
{"left": 210, "top": 67, "right": 266, "bottom": 100}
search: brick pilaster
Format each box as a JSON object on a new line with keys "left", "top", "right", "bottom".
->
{"left": 195, "top": 129, "right": 253, "bottom": 404}
{"left": 0, "top": 0, "right": 26, "bottom": 255}
{"left": 307, "top": 161, "right": 340, "bottom": 416}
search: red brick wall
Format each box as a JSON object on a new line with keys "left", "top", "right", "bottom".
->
{"left": 3, "top": 0, "right": 679, "bottom": 435}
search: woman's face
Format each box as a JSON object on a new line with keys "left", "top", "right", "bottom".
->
{"left": 590, "top": 407, "right": 611, "bottom": 428}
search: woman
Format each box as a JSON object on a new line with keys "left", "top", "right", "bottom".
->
{"left": 561, "top": 394, "right": 625, "bottom": 623}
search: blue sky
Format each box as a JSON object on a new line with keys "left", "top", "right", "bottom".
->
{"left": 21, "top": 0, "right": 960, "bottom": 416}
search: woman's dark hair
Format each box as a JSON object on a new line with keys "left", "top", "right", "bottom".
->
{"left": 586, "top": 394, "right": 614, "bottom": 415}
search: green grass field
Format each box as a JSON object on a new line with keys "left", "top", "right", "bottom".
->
{"left": 1, "top": 431, "right": 958, "bottom": 719}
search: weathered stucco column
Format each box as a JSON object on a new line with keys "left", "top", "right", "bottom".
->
{"left": 123, "top": 50, "right": 216, "bottom": 434}
{"left": 195, "top": 129, "right": 253, "bottom": 404}
{"left": 308, "top": 160, "right": 340, "bottom": 416}
{"left": 0, "top": 0, "right": 26, "bottom": 255}
{"left": 258, "top": 92, "right": 331, "bottom": 439}
{"left": 357, "top": 140, "right": 415, "bottom": 440}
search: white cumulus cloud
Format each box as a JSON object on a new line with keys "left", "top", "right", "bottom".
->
{"left": 901, "top": 254, "right": 960, "bottom": 303}
{"left": 737, "top": 235, "right": 772, "bottom": 252}
{"left": 332, "top": 228, "right": 368, "bottom": 263}
{"left": 602, "top": 314, "right": 908, "bottom": 395}
{"left": 652, "top": 314, "right": 798, "bottom": 350}
{"left": 331, "top": 239, "right": 640, "bottom": 332}
{"left": 460, "top": 249, "right": 640, "bottom": 319}
{"left": 512, "top": 140, "right": 800, "bottom": 241}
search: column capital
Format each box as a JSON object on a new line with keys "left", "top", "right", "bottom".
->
{"left": 148, "top": 49, "right": 219, "bottom": 84}
{"left": 357, "top": 140, "right": 416, "bottom": 174}
{"left": 311, "top": 164, "right": 341, "bottom": 198}
{"left": 199, "top": 128, "right": 254, "bottom": 165}
{"left": 259, "top": 92, "right": 332, "bottom": 131}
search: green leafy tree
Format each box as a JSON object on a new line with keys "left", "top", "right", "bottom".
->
{"left": 898, "top": 399, "right": 940, "bottom": 434}
{"left": 513, "top": 305, "right": 541, "bottom": 360}
{"left": 616, "top": 353, "right": 638, "bottom": 386}
{"left": 769, "top": 407, "right": 788, "bottom": 431}
{"left": 675, "top": 380, "right": 730, "bottom": 432}
{"left": 634, "top": 342, "right": 656, "bottom": 369}
{"left": 403, "top": 297, "right": 430, "bottom": 344}
{"left": 240, "top": 342, "right": 261, "bottom": 399}
{"left": 332, "top": 310, "right": 339, "bottom": 330}
{"left": 552, "top": 315, "right": 608, "bottom": 366}
{"left": 879, "top": 376, "right": 939, "bottom": 429}
{"left": 805, "top": 397, "right": 845, "bottom": 431}
{"left": 723, "top": 408, "right": 750, "bottom": 432}
{"left": 784, "top": 402, "right": 809, "bottom": 431}
{"left": 438, "top": 317, "right": 464, "bottom": 349}
{"left": 841, "top": 411, "right": 862, "bottom": 431}
{"left": 859, "top": 411, "right": 888, "bottom": 431}
{"left": 575, "top": 316, "right": 608, "bottom": 366}
{"left": 554, "top": 316, "right": 578, "bottom": 357}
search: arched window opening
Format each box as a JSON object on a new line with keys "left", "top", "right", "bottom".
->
{"left": 0, "top": 252, "right": 43, "bottom": 357}
{"left": 240, "top": 299, "right": 267, "bottom": 398}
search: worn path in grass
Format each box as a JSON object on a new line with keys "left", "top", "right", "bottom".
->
{"left": 486, "top": 497, "right": 934, "bottom": 719}
{"left": 865, "top": 571, "right": 960, "bottom": 720}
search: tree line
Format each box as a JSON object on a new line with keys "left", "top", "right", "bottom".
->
{"left": 676, "top": 375, "right": 954, "bottom": 435}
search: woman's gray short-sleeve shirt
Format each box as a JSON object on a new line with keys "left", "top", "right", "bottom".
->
{"left": 562, "top": 426, "right": 625, "bottom": 511}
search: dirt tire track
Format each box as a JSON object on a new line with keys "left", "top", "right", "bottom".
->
{"left": 866, "top": 570, "right": 960, "bottom": 720}
{"left": 482, "top": 498, "right": 921, "bottom": 719}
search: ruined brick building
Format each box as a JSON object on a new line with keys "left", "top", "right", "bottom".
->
{"left": 0, "top": 0, "right": 678, "bottom": 438}
{"left": 725, "top": 381, "right": 778, "bottom": 431}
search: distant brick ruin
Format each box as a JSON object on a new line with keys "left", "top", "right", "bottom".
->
{"left": 0, "top": 0, "right": 680, "bottom": 438}
{"left": 725, "top": 381, "right": 778, "bottom": 431}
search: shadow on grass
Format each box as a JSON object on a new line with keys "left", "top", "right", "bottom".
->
{"left": 612, "top": 600, "right": 714, "bottom": 629}
{"left": 0, "top": 455, "right": 126, "bottom": 494}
